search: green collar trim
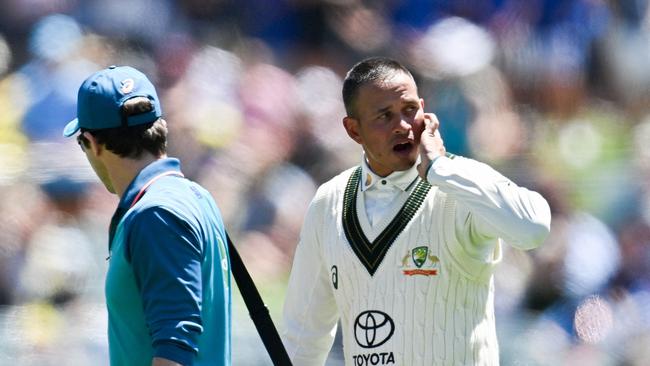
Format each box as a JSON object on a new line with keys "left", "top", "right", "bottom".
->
{"left": 342, "top": 167, "right": 432, "bottom": 276}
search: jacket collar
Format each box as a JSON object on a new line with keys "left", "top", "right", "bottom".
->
{"left": 117, "top": 157, "right": 182, "bottom": 210}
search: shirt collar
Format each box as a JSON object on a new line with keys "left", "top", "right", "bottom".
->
{"left": 117, "top": 157, "right": 182, "bottom": 210}
{"left": 360, "top": 156, "right": 419, "bottom": 192}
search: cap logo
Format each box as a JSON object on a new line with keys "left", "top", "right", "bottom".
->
{"left": 120, "top": 78, "right": 135, "bottom": 94}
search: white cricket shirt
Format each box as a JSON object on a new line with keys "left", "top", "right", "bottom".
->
{"left": 282, "top": 154, "right": 551, "bottom": 366}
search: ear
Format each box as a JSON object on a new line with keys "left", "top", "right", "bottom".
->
{"left": 83, "top": 132, "right": 103, "bottom": 157}
{"left": 343, "top": 116, "right": 363, "bottom": 145}
{"left": 420, "top": 98, "right": 425, "bottom": 110}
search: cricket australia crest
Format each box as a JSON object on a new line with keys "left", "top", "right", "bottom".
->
{"left": 400, "top": 246, "right": 439, "bottom": 276}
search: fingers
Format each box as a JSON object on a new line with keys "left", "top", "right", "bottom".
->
{"left": 419, "top": 112, "right": 446, "bottom": 161}
{"left": 423, "top": 113, "right": 440, "bottom": 136}
{"left": 424, "top": 113, "right": 439, "bottom": 127}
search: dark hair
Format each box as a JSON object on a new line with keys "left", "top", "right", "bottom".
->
{"left": 80, "top": 97, "right": 167, "bottom": 158}
{"left": 342, "top": 57, "right": 415, "bottom": 118}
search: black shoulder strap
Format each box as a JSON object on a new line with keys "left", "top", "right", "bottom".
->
{"left": 226, "top": 232, "right": 293, "bottom": 366}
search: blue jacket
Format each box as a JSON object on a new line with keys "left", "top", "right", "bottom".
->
{"left": 105, "top": 158, "right": 231, "bottom": 366}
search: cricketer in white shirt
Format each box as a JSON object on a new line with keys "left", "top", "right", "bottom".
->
{"left": 282, "top": 57, "right": 551, "bottom": 366}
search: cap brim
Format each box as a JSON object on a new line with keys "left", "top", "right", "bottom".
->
{"left": 62, "top": 118, "right": 80, "bottom": 137}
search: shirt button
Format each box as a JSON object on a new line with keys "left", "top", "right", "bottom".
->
{"left": 381, "top": 180, "right": 387, "bottom": 185}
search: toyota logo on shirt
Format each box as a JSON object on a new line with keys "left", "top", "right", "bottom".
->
{"left": 353, "top": 310, "right": 395, "bottom": 348}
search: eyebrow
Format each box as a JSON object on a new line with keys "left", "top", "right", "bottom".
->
{"left": 372, "top": 98, "right": 419, "bottom": 116}
{"left": 374, "top": 105, "right": 392, "bottom": 115}
{"left": 402, "top": 97, "right": 420, "bottom": 105}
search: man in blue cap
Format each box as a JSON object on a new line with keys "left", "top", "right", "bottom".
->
{"left": 64, "top": 65, "right": 231, "bottom": 366}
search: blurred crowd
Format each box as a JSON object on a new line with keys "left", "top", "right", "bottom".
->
{"left": 0, "top": 0, "right": 649, "bottom": 365}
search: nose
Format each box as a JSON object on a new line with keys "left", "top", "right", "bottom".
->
{"left": 393, "top": 117, "right": 412, "bottom": 134}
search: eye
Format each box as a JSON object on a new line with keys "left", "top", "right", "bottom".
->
{"left": 377, "top": 111, "right": 392, "bottom": 121}
{"left": 404, "top": 105, "right": 418, "bottom": 115}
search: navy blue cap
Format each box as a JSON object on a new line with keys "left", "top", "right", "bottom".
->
{"left": 63, "top": 65, "right": 162, "bottom": 137}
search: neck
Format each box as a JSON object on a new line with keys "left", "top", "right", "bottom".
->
{"left": 109, "top": 153, "right": 166, "bottom": 198}
{"left": 365, "top": 157, "right": 394, "bottom": 178}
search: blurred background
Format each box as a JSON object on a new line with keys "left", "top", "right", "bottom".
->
{"left": 0, "top": 0, "right": 649, "bottom": 365}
